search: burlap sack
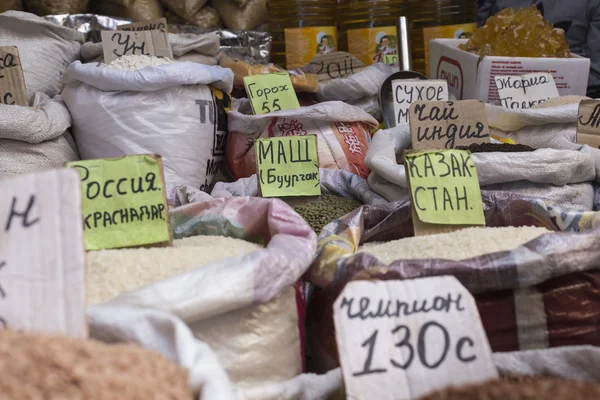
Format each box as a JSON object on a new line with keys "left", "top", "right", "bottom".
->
{"left": 305, "top": 192, "right": 600, "bottom": 372}
{"left": 213, "top": 0, "right": 268, "bottom": 31}
{"left": 0, "top": 92, "right": 79, "bottom": 176}
{"left": 160, "top": 0, "right": 206, "bottom": 19}
{"left": 90, "top": 0, "right": 163, "bottom": 20}
{"left": 164, "top": 5, "right": 221, "bottom": 29}
{"left": 0, "top": 0, "right": 23, "bottom": 12}
{"left": 81, "top": 31, "right": 220, "bottom": 66}
{"left": 24, "top": 0, "right": 87, "bottom": 15}
{"left": 0, "top": 11, "right": 84, "bottom": 99}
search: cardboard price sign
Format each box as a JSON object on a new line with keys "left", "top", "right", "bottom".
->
{"left": 494, "top": 73, "right": 559, "bottom": 110}
{"left": 67, "top": 154, "right": 171, "bottom": 250}
{"left": 393, "top": 80, "right": 448, "bottom": 126}
{"left": 304, "top": 51, "right": 367, "bottom": 82}
{"left": 243, "top": 72, "right": 300, "bottom": 115}
{"left": 576, "top": 100, "right": 600, "bottom": 149}
{"left": 101, "top": 30, "right": 172, "bottom": 64}
{"left": 409, "top": 100, "right": 489, "bottom": 151}
{"left": 255, "top": 136, "right": 321, "bottom": 198}
{"left": 0, "top": 169, "right": 87, "bottom": 337}
{"left": 118, "top": 18, "right": 168, "bottom": 32}
{"left": 405, "top": 149, "right": 485, "bottom": 233}
{"left": 0, "top": 46, "right": 28, "bottom": 106}
{"left": 334, "top": 278, "right": 498, "bottom": 400}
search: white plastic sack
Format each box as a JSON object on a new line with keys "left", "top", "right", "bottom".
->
{"left": 0, "top": 11, "right": 85, "bottom": 99}
{"left": 365, "top": 125, "right": 596, "bottom": 209}
{"left": 81, "top": 32, "right": 221, "bottom": 65}
{"left": 61, "top": 61, "right": 233, "bottom": 189}
{"left": 0, "top": 92, "right": 79, "bottom": 176}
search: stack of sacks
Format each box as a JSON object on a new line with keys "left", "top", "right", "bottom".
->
{"left": 365, "top": 124, "right": 597, "bottom": 210}
{"left": 81, "top": 31, "right": 221, "bottom": 66}
{"left": 212, "top": 0, "right": 268, "bottom": 31}
{"left": 91, "top": 0, "right": 164, "bottom": 21}
{"left": 161, "top": 0, "right": 221, "bottom": 29}
{"left": 86, "top": 197, "right": 317, "bottom": 395}
{"left": 0, "top": 11, "right": 82, "bottom": 175}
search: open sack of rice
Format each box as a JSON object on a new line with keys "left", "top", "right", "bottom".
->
{"left": 86, "top": 196, "right": 316, "bottom": 393}
{"left": 365, "top": 124, "right": 597, "bottom": 210}
{"left": 0, "top": 93, "right": 79, "bottom": 176}
{"left": 81, "top": 32, "right": 221, "bottom": 66}
{"left": 61, "top": 57, "right": 233, "bottom": 191}
{"left": 226, "top": 102, "right": 377, "bottom": 181}
{"left": 304, "top": 191, "right": 600, "bottom": 373}
{"left": 0, "top": 11, "right": 84, "bottom": 101}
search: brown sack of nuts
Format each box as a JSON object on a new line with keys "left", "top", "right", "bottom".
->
{"left": 165, "top": 5, "right": 220, "bottom": 29}
{"left": 0, "top": 329, "right": 194, "bottom": 399}
{"left": 24, "top": 0, "right": 87, "bottom": 15}
{"left": 161, "top": 0, "right": 206, "bottom": 19}
{"left": 0, "top": 0, "right": 24, "bottom": 12}
{"left": 91, "top": 0, "right": 163, "bottom": 20}
{"left": 212, "top": 0, "right": 268, "bottom": 31}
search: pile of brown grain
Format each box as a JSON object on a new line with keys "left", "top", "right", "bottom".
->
{"left": 0, "top": 329, "right": 194, "bottom": 400}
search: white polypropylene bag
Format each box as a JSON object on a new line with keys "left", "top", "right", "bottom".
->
{"left": 61, "top": 61, "right": 233, "bottom": 189}
{"left": 365, "top": 125, "right": 597, "bottom": 209}
{"left": 0, "top": 11, "right": 85, "bottom": 100}
{"left": 0, "top": 92, "right": 79, "bottom": 176}
{"left": 81, "top": 32, "right": 221, "bottom": 65}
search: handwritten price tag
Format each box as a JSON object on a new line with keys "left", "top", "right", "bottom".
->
{"left": 255, "top": 136, "right": 321, "bottom": 197}
{"left": 118, "top": 18, "right": 168, "bottom": 32}
{"left": 305, "top": 51, "right": 367, "bottom": 82}
{"left": 101, "top": 30, "right": 172, "bottom": 64}
{"left": 409, "top": 100, "right": 489, "bottom": 150}
{"left": 0, "top": 46, "right": 28, "bottom": 106}
{"left": 243, "top": 72, "right": 300, "bottom": 115}
{"left": 67, "top": 154, "right": 171, "bottom": 250}
{"left": 334, "top": 278, "right": 498, "bottom": 400}
{"left": 392, "top": 80, "right": 448, "bottom": 126}
{"left": 494, "top": 73, "right": 559, "bottom": 110}
{"left": 576, "top": 100, "right": 600, "bottom": 149}
{"left": 0, "top": 169, "right": 86, "bottom": 337}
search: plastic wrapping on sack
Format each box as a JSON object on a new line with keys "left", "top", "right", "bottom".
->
{"left": 96, "top": 197, "right": 316, "bottom": 392}
{"left": 24, "top": 0, "right": 87, "bottom": 15}
{"left": 226, "top": 102, "right": 378, "bottom": 180}
{"left": 81, "top": 31, "right": 221, "bottom": 65}
{"left": 316, "top": 63, "right": 395, "bottom": 121}
{"left": 165, "top": 5, "right": 221, "bottom": 29}
{"left": 305, "top": 192, "right": 600, "bottom": 372}
{"left": 61, "top": 61, "right": 233, "bottom": 190}
{"left": 0, "top": 11, "right": 85, "bottom": 100}
{"left": 0, "top": 0, "right": 24, "bottom": 12}
{"left": 365, "top": 125, "right": 597, "bottom": 209}
{"left": 0, "top": 92, "right": 79, "bottom": 176}
{"left": 161, "top": 0, "right": 207, "bottom": 19}
{"left": 90, "top": 0, "right": 163, "bottom": 21}
{"left": 213, "top": 0, "right": 267, "bottom": 31}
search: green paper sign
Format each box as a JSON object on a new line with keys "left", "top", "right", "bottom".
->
{"left": 67, "top": 154, "right": 171, "bottom": 250}
{"left": 243, "top": 72, "right": 300, "bottom": 115}
{"left": 405, "top": 149, "right": 485, "bottom": 226}
{"left": 383, "top": 54, "right": 399, "bottom": 65}
{"left": 256, "top": 136, "right": 321, "bottom": 197}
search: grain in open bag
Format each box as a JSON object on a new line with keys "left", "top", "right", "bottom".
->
{"left": 365, "top": 124, "right": 597, "bottom": 209}
{"left": 0, "top": 11, "right": 85, "bottom": 100}
{"left": 305, "top": 191, "right": 600, "bottom": 372}
{"left": 81, "top": 31, "right": 221, "bottom": 65}
{"left": 61, "top": 60, "right": 233, "bottom": 191}
{"left": 90, "top": 196, "right": 316, "bottom": 392}
{"left": 0, "top": 92, "right": 78, "bottom": 176}
{"left": 226, "top": 102, "right": 377, "bottom": 180}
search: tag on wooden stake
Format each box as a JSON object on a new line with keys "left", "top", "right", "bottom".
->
{"left": 576, "top": 100, "right": 600, "bottom": 149}
{"left": 0, "top": 169, "right": 86, "bottom": 337}
{"left": 409, "top": 100, "right": 489, "bottom": 151}
{"left": 0, "top": 46, "right": 28, "bottom": 106}
{"left": 334, "top": 278, "right": 498, "bottom": 400}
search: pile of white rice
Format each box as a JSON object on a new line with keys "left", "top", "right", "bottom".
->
{"left": 87, "top": 235, "right": 263, "bottom": 305}
{"left": 358, "top": 226, "right": 551, "bottom": 264}
{"left": 108, "top": 54, "right": 174, "bottom": 71}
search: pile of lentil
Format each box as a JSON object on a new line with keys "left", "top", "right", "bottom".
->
{"left": 457, "top": 143, "right": 535, "bottom": 153}
{"left": 420, "top": 374, "right": 600, "bottom": 400}
{"left": 293, "top": 194, "right": 362, "bottom": 234}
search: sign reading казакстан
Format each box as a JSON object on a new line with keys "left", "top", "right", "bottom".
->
{"left": 255, "top": 135, "right": 321, "bottom": 197}
{"left": 334, "top": 277, "right": 498, "bottom": 400}
{"left": 67, "top": 154, "right": 171, "bottom": 250}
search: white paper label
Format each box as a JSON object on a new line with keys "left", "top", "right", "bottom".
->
{"left": 0, "top": 169, "right": 87, "bottom": 337}
{"left": 392, "top": 80, "right": 448, "bottom": 126}
{"left": 494, "top": 72, "right": 559, "bottom": 110}
{"left": 334, "top": 277, "right": 498, "bottom": 400}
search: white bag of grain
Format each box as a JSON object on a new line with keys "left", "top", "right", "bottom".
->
{"left": 0, "top": 92, "right": 79, "bottom": 176}
{"left": 61, "top": 59, "right": 233, "bottom": 190}
{"left": 87, "top": 197, "right": 316, "bottom": 393}
{"left": 80, "top": 32, "right": 221, "bottom": 66}
{"left": 0, "top": 11, "right": 85, "bottom": 100}
{"left": 365, "top": 125, "right": 597, "bottom": 210}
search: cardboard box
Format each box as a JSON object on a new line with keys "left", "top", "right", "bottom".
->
{"left": 430, "top": 39, "right": 590, "bottom": 104}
